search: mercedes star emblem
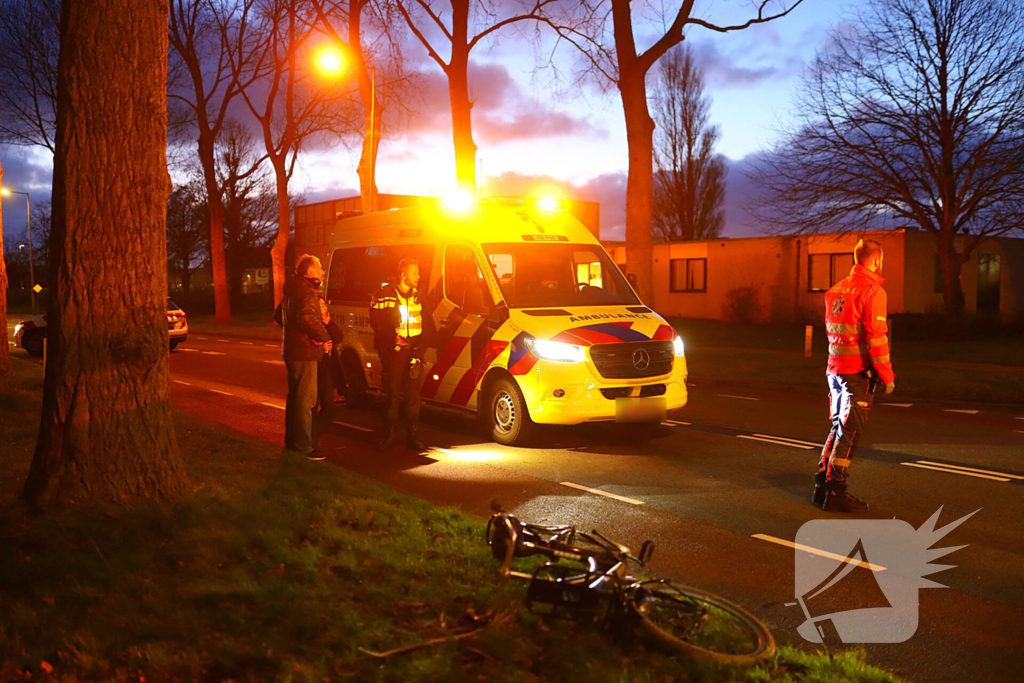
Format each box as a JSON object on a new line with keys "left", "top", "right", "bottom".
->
{"left": 632, "top": 348, "right": 651, "bottom": 370}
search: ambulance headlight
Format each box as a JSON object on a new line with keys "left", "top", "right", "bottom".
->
{"left": 673, "top": 336, "right": 685, "bottom": 357}
{"left": 524, "top": 337, "right": 586, "bottom": 363}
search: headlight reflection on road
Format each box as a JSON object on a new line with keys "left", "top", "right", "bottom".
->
{"left": 431, "top": 447, "right": 502, "bottom": 463}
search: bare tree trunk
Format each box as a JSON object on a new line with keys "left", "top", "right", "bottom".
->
{"left": 198, "top": 134, "right": 231, "bottom": 321}
{"left": 22, "top": 0, "right": 189, "bottom": 510}
{"left": 349, "top": 0, "right": 380, "bottom": 213}
{"left": 620, "top": 76, "right": 655, "bottom": 303}
{"left": 938, "top": 237, "right": 966, "bottom": 317}
{"left": 271, "top": 158, "right": 290, "bottom": 307}
{"left": 449, "top": 49, "right": 477, "bottom": 192}
{"left": 0, "top": 147, "right": 13, "bottom": 390}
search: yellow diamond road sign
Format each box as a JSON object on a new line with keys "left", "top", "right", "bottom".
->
{"left": 32, "top": 284, "right": 42, "bottom": 293}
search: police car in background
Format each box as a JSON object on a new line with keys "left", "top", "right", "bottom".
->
{"left": 13, "top": 298, "right": 189, "bottom": 356}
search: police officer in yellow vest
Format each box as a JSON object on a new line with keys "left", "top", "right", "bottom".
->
{"left": 370, "top": 258, "right": 434, "bottom": 451}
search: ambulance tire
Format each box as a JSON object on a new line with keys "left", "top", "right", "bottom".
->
{"left": 341, "top": 351, "right": 370, "bottom": 409}
{"left": 488, "top": 377, "right": 535, "bottom": 446}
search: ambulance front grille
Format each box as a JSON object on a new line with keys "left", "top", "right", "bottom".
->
{"left": 589, "top": 341, "right": 674, "bottom": 379}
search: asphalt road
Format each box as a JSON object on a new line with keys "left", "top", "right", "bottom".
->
{"left": 8, "top": 326, "right": 1024, "bottom": 681}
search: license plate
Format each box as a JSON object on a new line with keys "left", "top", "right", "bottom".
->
{"left": 615, "top": 397, "right": 667, "bottom": 423}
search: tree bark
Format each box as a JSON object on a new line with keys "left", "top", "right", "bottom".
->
{"left": 198, "top": 131, "right": 232, "bottom": 321}
{"left": 449, "top": 49, "right": 477, "bottom": 192}
{"left": 938, "top": 236, "right": 966, "bottom": 317}
{"left": 0, "top": 147, "right": 13, "bottom": 390}
{"left": 271, "top": 157, "right": 290, "bottom": 308}
{"left": 619, "top": 74, "right": 656, "bottom": 303}
{"left": 22, "top": 0, "right": 190, "bottom": 510}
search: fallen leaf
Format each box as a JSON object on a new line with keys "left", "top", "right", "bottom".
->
{"left": 39, "top": 662, "right": 53, "bottom": 675}
{"left": 365, "top": 511, "right": 374, "bottom": 523}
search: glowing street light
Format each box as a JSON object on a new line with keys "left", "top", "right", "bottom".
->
{"left": 315, "top": 48, "right": 345, "bottom": 76}
{"left": 1, "top": 187, "right": 36, "bottom": 311}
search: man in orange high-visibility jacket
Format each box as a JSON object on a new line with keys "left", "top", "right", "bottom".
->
{"left": 814, "top": 239, "right": 896, "bottom": 513}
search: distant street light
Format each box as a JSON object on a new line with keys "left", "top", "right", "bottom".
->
{"left": 315, "top": 46, "right": 378, "bottom": 213}
{"left": 1, "top": 187, "right": 36, "bottom": 311}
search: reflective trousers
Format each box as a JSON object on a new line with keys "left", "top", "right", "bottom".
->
{"left": 817, "top": 372, "right": 875, "bottom": 484}
{"left": 383, "top": 346, "right": 424, "bottom": 436}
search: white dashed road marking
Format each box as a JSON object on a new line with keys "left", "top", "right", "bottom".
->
{"left": 264, "top": 343, "right": 278, "bottom": 347}
{"left": 560, "top": 482, "right": 644, "bottom": 505}
{"left": 944, "top": 409, "right": 980, "bottom": 415}
{"left": 239, "top": 341, "right": 253, "bottom": 345}
{"left": 880, "top": 403, "right": 913, "bottom": 408}
{"left": 753, "top": 534, "right": 886, "bottom": 572}
{"left": 209, "top": 389, "right": 233, "bottom": 396}
{"left": 753, "top": 434, "right": 822, "bottom": 448}
{"left": 217, "top": 339, "right": 231, "bottom": 343}
{"left": 900, "top": 462, "right": 1011, "bottom": 482}
{"left": 195, "top": 337, "right": 208, "bottom": 340}
{"left": 914, "top": 460, "right": 1023, "bottom": 481}
{"left": 333, "top": 420, "right": 374, "bottom": 433}
{"left": 737, "top": 435, "right": 815, "bottom": 450}
{"left": 203, "top": 351, "right": 226, "bottom": 356}
{"left": 261, "top": 402, "right": 285, "bottom": 410}
{"left": 717, "top": 394, "right": 759, "bottom": 401}
{"left": 263, "top": 360, "right": 285, "bottom": 365}
{"left": 172, "top": 380, "right": 192, "bottom": 386}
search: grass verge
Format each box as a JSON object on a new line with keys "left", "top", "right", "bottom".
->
{"left": 1, "top": 362, "right": 907, "bottom": 682}
{"left": 671, "top": 318, "right": 1024, "bottom": 404}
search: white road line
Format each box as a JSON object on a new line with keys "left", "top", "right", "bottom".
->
{"left": 559, "top": 482, "right": 644, "bottom": 506}
{"left": 261, "top": 402, "right": 285, "bottom": 410}
{"left": 1016, "top": 417, "right": 1024, "bottom": 421}
{"left": 752, "top": 434, "right": 823, "bottom": 448}
{"left": 263, "top": 360, "right": 285, "bottom": 365}
{"left": 667, "top": 419, "right": 691, "bottom": 426}
{"left": 333, "top": 420, "right": 374, "bottom": 433}
{"left": 176, "top": 348, "right": 198, "bottom": 352}
{"left": 195, "top": 336, "right": 208, "bottom": 340}
{"left": 752, "top": 534, "right": 886, "bottom": 572}
{"left": 209, "top": 389, "right": 233, "bottom": 396}
{"left": 172, "top": 380, "right": 192, "bottom": 386}
{"left": 880, "top": 403, "right": 913, "bottom": 408}
{"left": 264, "top": 343, "right": 278, "bottom": 347}
{"left": 737, "top": 435, "right": 815, "bottom": 450}
{"left": 717, "top": 394, "right": 759, "bottom": 401}
{"left": 239, "top": 341, "right": 253, "bottom": 345}
{"left": 900, "top": 462, "right": 1010, "bottom": 482}
{"left": 915, "top": 460, "right": 1024, "bottom": 481}
{"left": 217, "top": 339, "right": 231, "bottom": 343}
{"left": 203, "top": 351, "right": 226, "bottom": 356}
{"left": 944, "top": 409, "right": 980, "bottom": 415}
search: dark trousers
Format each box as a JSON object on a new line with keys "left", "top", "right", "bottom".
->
{"left": 817, "top": 372, "right": 875, "bottom": 484}
{"left": 313, "top": 353, "right": 336, "bottom": 446}
{"left": 383, "top": 346, "right": 424, "bottom": 436}
{"left": 285, "top": 359, "right": 318, "bottom": 452}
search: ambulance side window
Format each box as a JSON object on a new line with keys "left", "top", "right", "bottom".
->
{"left": 327, "top": 245, "right": 433, "bottom": 304}
{"left": 445, "top": 245, "right": 490, "bottom": 316}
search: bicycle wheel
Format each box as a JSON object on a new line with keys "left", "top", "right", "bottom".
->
{"left": 629, "top": 580, "right": 774, "bottom": 666}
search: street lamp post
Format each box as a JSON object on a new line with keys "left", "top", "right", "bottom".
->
{"left": 315, "top": 47, "right": 378, "bottom": 213}
{"left": 1, "top": 188, "right": 34, "bottom": 311}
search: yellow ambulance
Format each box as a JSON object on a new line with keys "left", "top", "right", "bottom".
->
{"left": 323, "top": 197, "right": 688, "bottom": 445}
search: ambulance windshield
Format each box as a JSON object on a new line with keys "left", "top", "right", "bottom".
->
{"left": 482, "top": 243, "right": 640, "bottom": 308}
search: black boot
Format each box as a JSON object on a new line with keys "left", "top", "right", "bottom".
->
{"left": 822, "top": 481, "right": 869, "bottom": 513}
{"left": 377, "top": 430, "right": 400, "bottom": 452}
{"left": 812, "top": 471, "right": 827, "bottom": 507}
{"left": 406, "top": 428, "right": 425, "bottom": 451}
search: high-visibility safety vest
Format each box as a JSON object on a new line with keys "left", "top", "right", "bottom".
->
{"left": 371, "top": 285, "right": 423, "bottom": 341}
{"left": 824, "top": 264, "right": 895, "bottom": 384}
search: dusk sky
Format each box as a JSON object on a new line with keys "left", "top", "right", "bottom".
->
{"left": 0, "top": 1, "right": 845, "bottom": 243}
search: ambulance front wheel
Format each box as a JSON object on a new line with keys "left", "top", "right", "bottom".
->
{"left": 488, "top": 377, "right": 535, "bottom": 446}
{"left": 342, "top": 351, "right": 370, "bottom": 409}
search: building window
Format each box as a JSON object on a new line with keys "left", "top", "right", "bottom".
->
{"left": 808, "top": 253, "right": 854, "bottom": 292}
{"left": 670, "top": 258, "right": 707, "bottom": 292}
